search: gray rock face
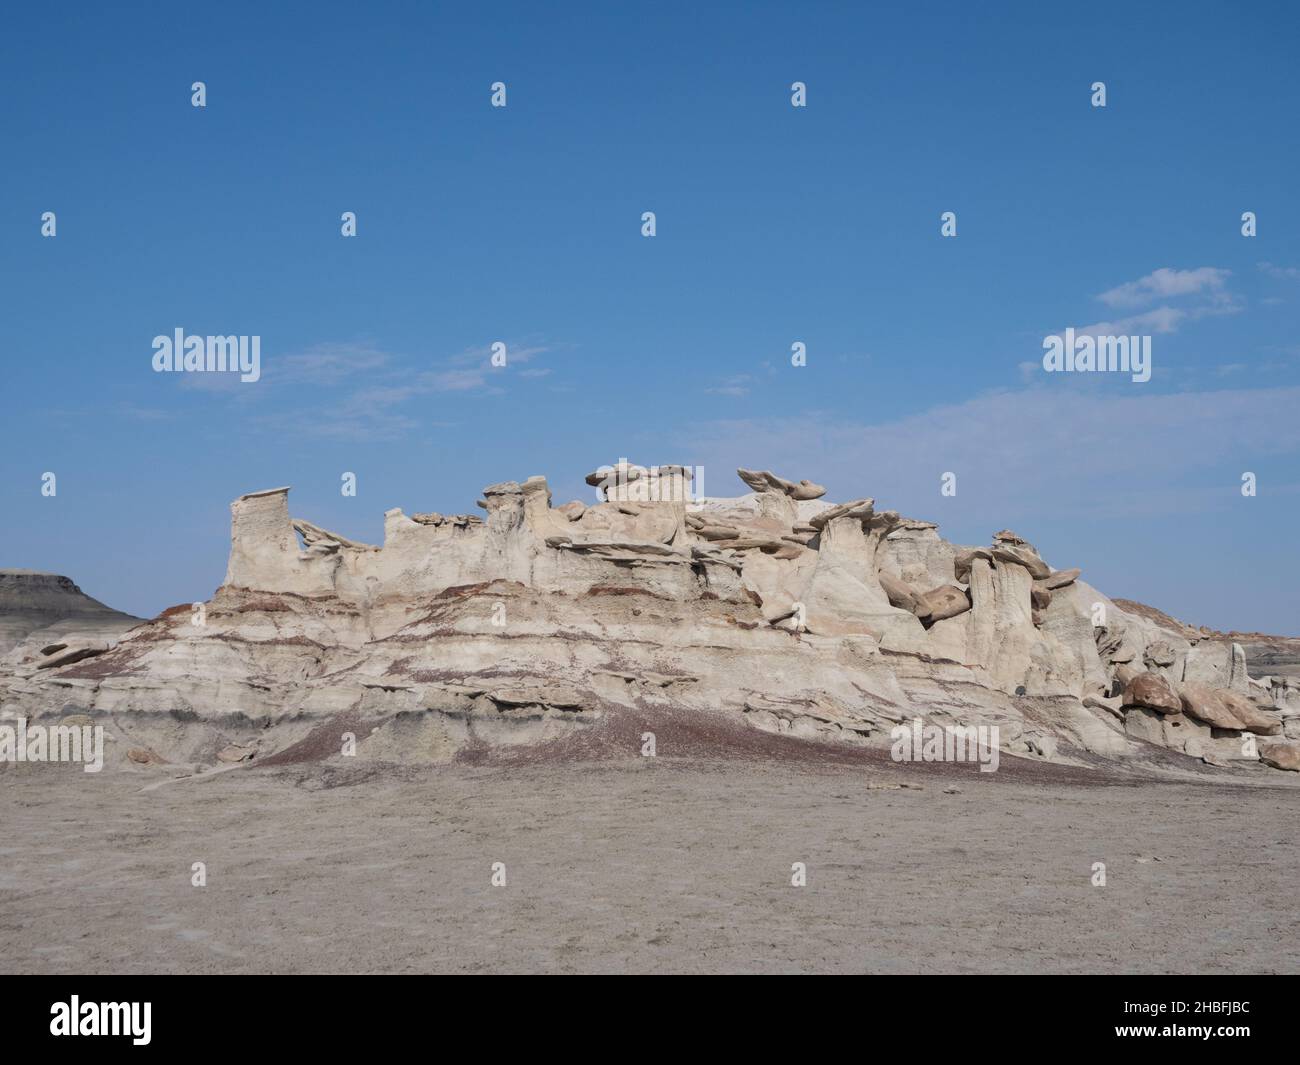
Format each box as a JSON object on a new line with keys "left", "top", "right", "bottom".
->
{"left": 0, "top": 466, "right": 1292, "bottom": 774}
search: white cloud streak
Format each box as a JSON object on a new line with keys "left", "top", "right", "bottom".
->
{"left": 1097, "top": 267, "right": 1231, "bottom": 309}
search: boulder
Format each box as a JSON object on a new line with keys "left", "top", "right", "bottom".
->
{"left": 1258, "top": 741, "right": 1300, "bottom": 772}
{"left": 585, "top": 464, "right": 645, "bottom": 488}
{"left": 1121, "top": 672, "right": 1182, "bottom": 714}
{"left": 917, "top": 585, "right": 970, "bottom": 624}
{"left": 990, "top": 545, "right": 1051, "bottom": 580}
{"left": 1217, "top": 689, "right": 1282, "bottom": 734}
{"left": 1179, "top": 682, "right": 1282, "bottom": 733}
{"left": 1039, "top": 568, "right": 1081, "bottom": 590}
{"left": 581, "top": 462, "right": 694, "bottom": 505}
{"left": 1143, "top": 640, "right": 1178, "bottom": 669}
{"left": 878, "top": 572, "right": 928, "bottom": 617}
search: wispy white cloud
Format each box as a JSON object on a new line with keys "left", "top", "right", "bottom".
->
{"left": 398, "top": 342, "right": 554, "bottom": 394}
{"left": 1068, "top": 298, "right": 1241, "bottom": 341}
{"left": 270, "top": 341, "right": 391, "bottom": 385}
{"left": 1072, "top": 306, "right": 1189, "bottom": 337}
{"left": 1097, "top": 267, "right": 1231, "bottom": 310}
{"left": 1045, "top": 266, "right": 1241, "bottom": 343}
{"left": 1258, "top": 262, "right": 1300, "bottom": 281}
{"left": 174, "top": 339, "right": 559, "bottom": 439}
{"left": 705, "top": 374, "right": 754, "bottom": 397}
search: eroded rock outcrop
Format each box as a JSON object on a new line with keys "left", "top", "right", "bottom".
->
{"left": 736, "top": 468, "right": 827, "bottom": 501}
{"left": 2, "top": 466, "right": 1292, "bottom": 776}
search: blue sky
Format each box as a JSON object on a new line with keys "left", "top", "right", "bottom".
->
{"left": 2, "top": 1, "right": 1298, "bottom": 633}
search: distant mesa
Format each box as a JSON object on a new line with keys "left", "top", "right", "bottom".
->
{"left": 0, "top": 569, "right": 140, "bottom": 658}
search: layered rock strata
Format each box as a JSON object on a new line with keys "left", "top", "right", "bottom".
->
{"left": 2, "top": 466, "right": 1295, "bottom": 773}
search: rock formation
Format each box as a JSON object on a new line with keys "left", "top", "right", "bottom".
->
{"left": 2, "top": 466, "right": 1297, "bottom": 774}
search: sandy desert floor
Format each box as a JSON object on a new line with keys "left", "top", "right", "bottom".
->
{"left": 3, "top": 743, "right": 1298, "bottom": 975}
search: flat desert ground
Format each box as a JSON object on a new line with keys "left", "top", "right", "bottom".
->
{"left": 3, "top": 740, "right": 1298, "bottom": 974}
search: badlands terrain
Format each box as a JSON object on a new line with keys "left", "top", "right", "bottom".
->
{"left": 2, "top": 463, "right": 1298, "bottom": 972}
